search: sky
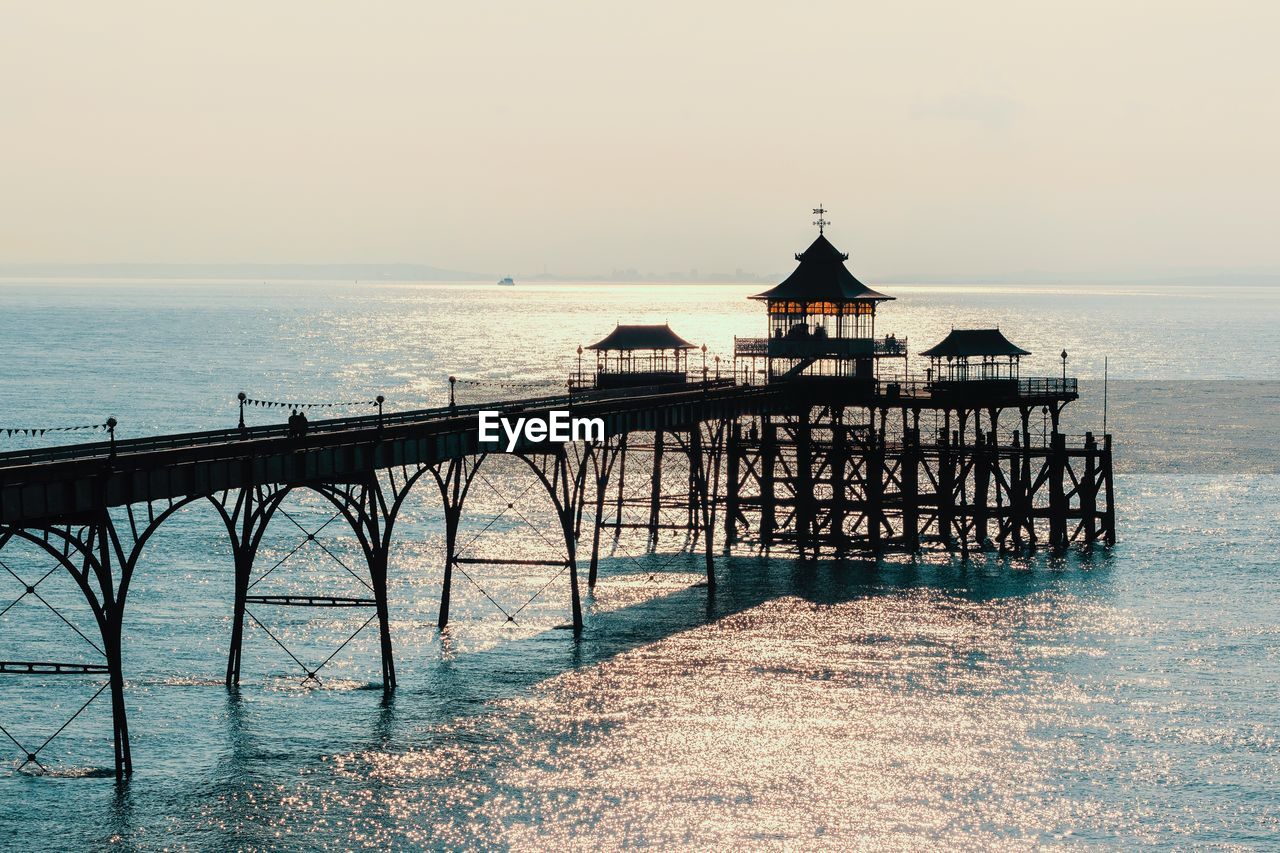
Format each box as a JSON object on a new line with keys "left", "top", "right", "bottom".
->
{"left": 1, "top": 1, "right": 1277, "bottom": 280}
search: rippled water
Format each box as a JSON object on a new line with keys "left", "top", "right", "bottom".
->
{"left": 0, "top": 281, "right": 1277, "bottom": 849}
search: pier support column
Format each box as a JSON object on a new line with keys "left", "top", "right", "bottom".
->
{"left": 225, "top": 489, "right": 253, "bottom": 687}
{"left": 648, "top": 429, "right": 664, "bottom": 546}
{"left": 687, "top": 426, "right": 703, "bottom": 545}
{"left": 724, "top": 422, "right": 742, "bottom": 545}
{"left": 432, "top": 457, "right": 483, "bottom": 631}
{"left": 1081, "top": 432, "right": 1098, "bottom": 544}
{"left": 587, "top": 443, "right": 619, "bottom": 588}
{"left": 866, "top": 419, "right": 884, "bottom": 552}
{"left": 588, "top": 489, "right": 606, "bottom": 587}
{"left": 329, "top": 476, "right": 400, "bottom": 691}
{"left": 956, "top": 409, "right": 970, "bottom": 558}
{"left": 760, "top": 418, "right": 778, "bottom": 545}
{"left": 562, "top": 499, "right": 584, "bottom": 634}
{"left": 91, "top": 518, "right": 132, "bottom": 780}
{"left": 223, "top": 485, "right": 287, "bottom": 687}
{"left": 368, "top": 544, "right": 396, "bottom": 690}
{"left": 973, "top": 431, "right": 990, "bottom": 548}
{"left": 938, "top": 418, "right": 955, "bottom": 548}
{"left": 555, "top": 450, "right": 586, "bottom": 633}
{"left": 987, "top": 410, "right": 1002, "bottom": 548}
{"left": 226, "top": 546, "right": 252, "bottom": 686}
{"left": 1049, "top": 432, "right": 1068, "bottom": 550}
{"left": 901, "top": 426, "right": 920, "bottom": 551}
{"left": 795, "top": 413, "right": 815, "bottom": 557}
{"left": 1008, "top": 431, "right": 1026, "bottom": 551}
{"left": 1020, "top": 407, "right": 1036, "bottom": 548}
{"left": 687, "top": 429, "right": 699, "bottom": 534}
{"left": 1102, "top": 434, "right": 1116, "bottom": 545}
{"left": 612, "top": 435, "right": 628, "bottom": 530}
{"left": 439, "top": 516, "right": 457, "bottom": 630}
{"left": 105, "top": 626, "right": 131, "bottom": 779}
{"left": 830, "top": 410, "right": 849, "bottom": 552}
{"left": 689, "top": 422, "right": 718, "bottom": 589}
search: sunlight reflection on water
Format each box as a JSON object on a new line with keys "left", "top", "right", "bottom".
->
{"left": 0, "top": 281, "right": 1277, "bottom": 848}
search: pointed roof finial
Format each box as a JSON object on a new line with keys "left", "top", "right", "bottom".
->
{"left": 812, "top": 204, "right": 830, "bottom": 235}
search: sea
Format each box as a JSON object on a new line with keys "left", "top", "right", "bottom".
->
{"left": 0, "top": 280, "right": 1277, "bottom": 850}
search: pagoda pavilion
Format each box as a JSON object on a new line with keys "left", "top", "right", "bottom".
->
{"left": 735, "top": 218, "right": 907, "bottom": 382}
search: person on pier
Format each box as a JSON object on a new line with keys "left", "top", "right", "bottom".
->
{"left": 288, "top": 408, "right": 309, "bottom": 438}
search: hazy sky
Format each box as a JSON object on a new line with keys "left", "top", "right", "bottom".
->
{"left": 2, "top": 1, "right": 1277, "bottom": 279}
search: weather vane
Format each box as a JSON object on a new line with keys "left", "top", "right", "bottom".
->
{"left": 812, "top": 205, "right": 829, "bottom": 235}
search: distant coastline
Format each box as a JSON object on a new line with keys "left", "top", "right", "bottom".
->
{"left": 0, "top": 262, "right": 1277, "bottom": 287}
{"left": 0, "top": 262, "right": 490, "bottom": 282}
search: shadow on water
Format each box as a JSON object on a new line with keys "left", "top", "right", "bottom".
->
{"left": 257, "top": 545, "right": 1110, "bottom": 746}
{"left": 94, "top": 544, "right": 1115, "bottom": 850}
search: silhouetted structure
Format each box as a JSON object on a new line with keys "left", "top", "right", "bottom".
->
{"left": 922, "top": 328, "right": 1030, "bottom": 388}
{"left": 735, "top": 232, "right": 907, "bottom": 381}
{"left": 721, "top": 219, "right": 1105, "bottom": 560}
{"left": 0, "top": 210, "right": 1112, "bottom": 778}
{"left": 577, "top": 323, "right": 698, "bottom": 389}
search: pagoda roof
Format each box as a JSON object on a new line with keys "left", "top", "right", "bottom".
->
{"left": 586, "top": 323, "right": 697, "bottom": 351}
{"left": 920, "top": 328, "right": 1031, "bottom": 358}
{"left": 751, "top": 233, "right": 893, "bottom": 303}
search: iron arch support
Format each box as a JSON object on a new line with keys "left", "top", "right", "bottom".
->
{"left": 308, "top": 462, "right": 452, "bottom": 689}
{"left": 1, "top": 521, "right": 132, "bottom": 778}
{"left": 513, "top": 444, "right": 595, "bottom": 634}
{"left": 430, "top": 454, "right": 487, "bottom": 631}
{"left": 218, "top": 485, "right": 294, "bottom": 687}
{"left": 585, "top": 438, "right": 626, "bottom": 588}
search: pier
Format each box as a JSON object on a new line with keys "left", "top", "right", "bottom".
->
{"left": 0, "top": 222, "right": 1114, "bottom": 779}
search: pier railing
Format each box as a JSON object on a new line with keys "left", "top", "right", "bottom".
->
{"left": 0, "top": 372, "right": 1079, "bottom": 472}
{"left": 874, "top": 375, "right": 1077, "bottom": 398}
{"left": 565, "top": 372, "right": 734, "bottom": 393}
{"left": 1018, "top": 377, "right": 1078, "bottom": 396}
{"left": 0, "top": 378, "right": 742, "bottom": 470}
{"left": 733, "top": 335, "right": 908, "bottom": 359}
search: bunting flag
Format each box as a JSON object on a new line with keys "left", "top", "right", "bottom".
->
{"left": 241, "top": 396, "right": 381, "bottom": 411}
{"left": 454, "top": 378, "right": 564, "bottom": 390}
{"left": 1, "top": 422, "right": 112, "bottom": 438}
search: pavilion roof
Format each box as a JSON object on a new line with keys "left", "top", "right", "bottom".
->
{"left": 920, "top": 328, "right": 1031, "bottom": 358}
{"left": 751, "top": 234, "right": 893, "bottom": 304}
{"left": 586, "top": 323, "right": 697, "bottom": 351}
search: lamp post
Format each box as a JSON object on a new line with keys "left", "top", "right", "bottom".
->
{"left": 376, "top": 394, "right": 385, "bottom": 431}
{"left": 106, "top": 417, "right": 117, "bottom": 459}
{"left": 714, "top": 354, "right": 720, "bottom": 381}
{"left": 448, "top": 376, "right": 456, "bottom": 409}
{"left": 701, "top": 343, "right": 708, "bottom": 383}
{"left": 1060, "top": 349, "right": 1068, "bottom": 383}
{"left": 237, "top": 391, "right": 247, "bottom": 435}
{"left": 576, "top": 345, "right": 583, "bottom": 387}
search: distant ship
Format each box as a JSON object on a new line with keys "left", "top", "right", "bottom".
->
{"left": 497, "top": 276, "right": 515, "bottom": 286}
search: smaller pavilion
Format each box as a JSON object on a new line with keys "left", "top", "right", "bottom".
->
{"left": 920, "top": 328, "right": 1030, "bottom": 386}
{"left": 579, "top": 323, "right": 699, "bottom": 390}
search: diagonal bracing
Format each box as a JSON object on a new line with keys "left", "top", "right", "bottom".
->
{"left": 0, "top": 551, "right": 111, "bottom": 772}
